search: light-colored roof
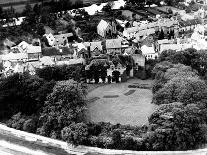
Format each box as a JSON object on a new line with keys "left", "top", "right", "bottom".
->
{"left": 27, "top": 45, "right": 41, "bottom": 54}
{"left": 97, "top": 20, "right": 110, "bottom": 32}
{"left": 141, "top": 45, "right": 156, "bottom": 55}
{"left": 56, "top": 58, "right": 85, "bottom": 66}
{"left": 158, "top": 39, "right": 171, "bottom": 44}
{"left": 3, "top": 39, "right": 16, "bottom": 48}
{"left": 2, "top": 52, "right": 28, "bottom": 61}
{"left": 83, "top": 42, "right": 91, "bottom": 47}
{"left": 90, "top": 41, "right": 102, "bottom": 51}
{"left": 106, "top": 39, "right": 122, "bottom": 49}
{"left": 73, "top": 43, "right": 87, "bottom": 52}
{"left": 40, "top": 56, "right": 55, "bottom": 66}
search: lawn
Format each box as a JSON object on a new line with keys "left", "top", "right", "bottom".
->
{"left": 86, "top": 79, "right": 157, "bottom": 126}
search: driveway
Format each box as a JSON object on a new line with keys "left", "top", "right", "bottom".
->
{"left": 86, "top": 79, "right": 158, "bottom": 126}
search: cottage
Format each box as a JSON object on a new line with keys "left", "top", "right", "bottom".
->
{"left": 106, "top": 39, "right": 122, "bottom": 55}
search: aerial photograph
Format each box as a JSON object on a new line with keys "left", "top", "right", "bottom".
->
{"left": 1, "top": 0, "right": 207, "bottom": 154}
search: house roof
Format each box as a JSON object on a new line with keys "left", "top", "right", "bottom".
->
{"left": 88, "top": 59, "right": 109, "bottom": 68}
{"left": 141, "top": 45, "right": 156, "bottom": 55}
{"left": 106, "top": 39, "right": 122, "bottom": 49}
{"left": 83, "top": 42, "right": 91, "bottom": 47}
{"left": 44, "top": 26, "right": 55, "bottom": 35}
{"left": 90, "top": 41, "right": 102, "bottom": 51}
{"left": 2, "top": 52, "right": 28, "bottom": 61}
{"left": 3, "top": 39, "right": 16, "bottom": 48}
{"left": 97, "top": 19, "right": 110, "bottom": 31}
{"left": 42, "top": 47, "right": 74, "bottom": 56}
{"left": 179, "top": 19, "right": 202, "bottom": 27}
{"left": 53, "top": 33, "right": 73, "bottom": 46}
{"left": 27, "top": 45, "right": 41, "bottom": 54}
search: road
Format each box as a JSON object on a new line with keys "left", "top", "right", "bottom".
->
{"left": 0, "top": 131, "right": 73, "bottom": 155}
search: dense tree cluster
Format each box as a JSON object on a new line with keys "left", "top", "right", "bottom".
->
{"left": 149, "top": 48, "right": 207, "bottom": 150}
{"left": 0, "top": 73, "right": 55, "bottom": 119}
{"left": 36, "top": 64, "right": 85, "bottom": 82}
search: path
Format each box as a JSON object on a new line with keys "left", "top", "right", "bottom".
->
{"left": 86, "top": 79, "right": 158, "bottom": 126}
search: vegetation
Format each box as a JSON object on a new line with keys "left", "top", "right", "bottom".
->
{"left": 36, "top": 64, "right": 85, "bottom": 82}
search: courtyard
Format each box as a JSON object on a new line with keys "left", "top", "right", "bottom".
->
{"left": 86, "top": 79, "right": 158, "bottom": 126}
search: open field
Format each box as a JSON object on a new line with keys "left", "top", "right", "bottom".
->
{"left": 86, "top": 79, "right": 157, "bottom": 126}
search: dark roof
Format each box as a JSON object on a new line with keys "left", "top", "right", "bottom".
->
{"left": 42, "top": 47, "right": 74, "bottom": 56}
{"left": 143, "top": 8, "right": 163, "bottom": 15}
{"left": 179, "top": 19, "right": 202, "bottom": 27}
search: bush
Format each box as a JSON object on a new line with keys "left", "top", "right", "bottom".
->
{"left": 61, "top": 123, "right": 89, "bottom": 145}
{"left": 23, "top": 118, "right": 37, "bottom": 133}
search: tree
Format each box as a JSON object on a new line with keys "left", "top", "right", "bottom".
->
{"left": 61, "top": 123, "right": 88, "bottom": 145}
{"left": 0, "top": 73, "right": 55, "bottom": 119}
{"left": 146, "top": 102, "right": 207, "bottom": 150}
{"left": 158, "top": 28, "right": 165, "bottom": 40}
{"left": 153, "top": 76, "right": 207, "bottom": 105}
{"left": 102, "top": 2, "right": 113, "bottom": 12}
{"left": 22, "top": 3, "right": 33, "bottom": 16}
{"left": 37, "top": 80, "right": 87, "bottom": 137}
{"left": 0, "top": 6, "right": 3, "bottom": 18}
{"left": 36, "top": 23, "right": 45, "bottom": 36}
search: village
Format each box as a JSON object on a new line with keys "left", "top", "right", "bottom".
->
{"left": 2, "top": 0, "right": 207, "bottom": 153}
{"left": 0, "top": 0, "right": 207, "bottom": 83}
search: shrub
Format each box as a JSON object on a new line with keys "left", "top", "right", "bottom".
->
{"left": 23, "top": 118, "right": 37, "bottom": 133}
{"left": 61, "top": 123, "right": 88, "bottom": 145}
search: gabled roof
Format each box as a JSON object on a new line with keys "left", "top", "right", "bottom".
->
{"left": 42, "top": 47, "right": 74, "bottom": 56}
{"left": 3, "top": 39, "right": 16, "bottom": 48}
{"left": 106, "top": 39, "right": 122, "bottom": 49}
{"left": 44, "top": 26, "right": 55, "bottom": 35}
{"left": 97, "top": 19, "right": 111, "bottom": 31}
{"left": 90, "top": 41, "right": 102, "bottom": 51}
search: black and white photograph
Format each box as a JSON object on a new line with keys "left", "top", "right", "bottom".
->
{"left": 0, "top": 0, "right": 207, "bottom": 154}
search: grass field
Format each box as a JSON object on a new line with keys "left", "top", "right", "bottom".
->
{"left": 86, "top": 79, "right": 157, "bottom": 126}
